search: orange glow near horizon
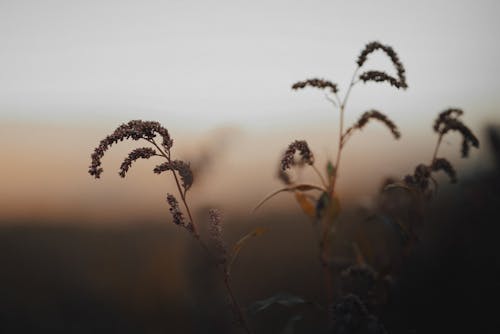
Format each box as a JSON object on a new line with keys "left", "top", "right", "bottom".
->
{"left": 0, "top": 119, "right": 491, "bottom": 225}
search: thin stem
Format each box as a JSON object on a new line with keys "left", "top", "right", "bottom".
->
{"left": 334, "top": 92, "right": 342, "bottom": 108}
{"left": 341, "top": 66, "right": 360, "bottom": 111}
{"left": 146, "top": 140, "right": 250, "bottom": 333}
{"left": 320, "top": 235, "right": 334, "bottom": 310}
{"left": 148, "top": 139, "right": 195, "bottom": 225}
{"left": 147, "top": 139, "right": 213, "bottom": 257}
{"left": 318, "top": 66, "right": 361, "bottom": 317}
{"left": 312, "top": 165, "right": 328, "bottom": 189}
{"left": 330, "top": 66, "right": 360, "bottom": 193}
{"left": 224, "top": 270, "right": 253, "bottom": 334}
{"left": 431, "top": 134, "right": 443, "bottom": 164}
{"left": 324, "top": 93, "right": 337, "bottom": 107}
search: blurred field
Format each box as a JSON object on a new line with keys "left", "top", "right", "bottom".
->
{"left": 1, "top": 146, "right": 499, "bottom": 333}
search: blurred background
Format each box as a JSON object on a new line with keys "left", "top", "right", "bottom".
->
{"left": 1, "top": 0, "right": 499, "bottom": 333}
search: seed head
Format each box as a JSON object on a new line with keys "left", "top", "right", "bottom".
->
{"left": 433, "top": 108, "right": 463, "bottom": 133}
{"left": 277, "top": 168, "right": 293, "bottom": 185}
{"left": 359, "top": 70, "right": 406, "bottom": 89}
{"left": 281, "top": 140, "right": 314, "bottom": 171}
{"left": 404, "top": 164, "right": 432, "bottom": 193}
{"left": 154, "top": 160, "right": 194, "bottom": 191}
{"left": 431, "top": 158, "right": 457, "bottom": 183}
{"left": 119, "top": 147, "right": 157, "bottom": 178}
{"left": 433, "top": 109, "right": 479, "bottom": 157}
{"left": 89, "top": 120, "right": 173, "bottom": 178}
{"left": 347, "top": 110, "right": 401, "bottom": 139}
{"left": 357, "top": 41, "right": 407, "bottom": 89}
{"left": 292, "top": 78, "right": 338, "bottom": 94}
{"left": 166, "top": 193, "right": 193, "bottom": 232}
{"left": 208, "top": 209, "right": 226, "bottom": 262}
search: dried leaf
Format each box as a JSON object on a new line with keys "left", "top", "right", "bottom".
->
{"left": 253, "top": 184, "right": 326, "bottom": 212}
{"left": 294, "top": 191, "right": 316, "bottom": 218}
{"left": 317, "top": 192, "right": 341, "bottom": 247}
{"left": 316, "top": 192, "right": 341, "bottom": 221}
{"left": 248, "top": 293, "right": 306, "bottom": 314}
{"left": 382, "top": 181, "right": 413, "bottom": 192}
{"left": 228, "top": 227, "right": 267, "bottom": 271}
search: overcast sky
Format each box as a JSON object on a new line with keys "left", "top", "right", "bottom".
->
{"left": 1, "top": 0, "right": 499, "bottom": 131}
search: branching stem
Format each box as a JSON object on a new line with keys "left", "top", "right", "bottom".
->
{"left": 224, "top": 270, "right": 253, "bottom": 334}
{"left": 148, "top": 138, "right": 251, "bottom": 333}
{"left": 312, "top": 165, "right": 328, "bottom": 189}
{"left": 331, "top": 66, "right": 360, "bottom": 193}
{"left": 431, "top": 134, "right": 443, "bottom": 164}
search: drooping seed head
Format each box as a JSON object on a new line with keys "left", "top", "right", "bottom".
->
{"left": 349, "top": 110, "right": 401, "bottom": 139}
{"left": 359, "top": 71, "right": 406, "bottom": 89}
{"left": 89, "top": 120, "right": 173, "bottom": 178}
{"left": 431, "top": 158, "right": 457, "bottom": 183}
{"left": 119, "top": 147, "right": 157, "bottom": 178}
{"left": 166, "top": 193, "right": 192, "bottom": 232}
{"left": 292, "top": 78, "right": 338, "bottom": 94}
{"left": 433, "top": 109, "right": 479, "bottom": 157}
{"left": 357, "top": 41, "right": 407, "bottom": 89}
{"left": 281, "top": 140, "right": 314, "bottom": 171}
{"left": 154, "top": 160, "right": 194, "bottom": 191}
{"left": 208, "top": 209, "right": 226, "bottom": 262}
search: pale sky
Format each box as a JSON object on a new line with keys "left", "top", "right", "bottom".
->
{"left": 1, "top": 0, "right": 499, "bottom": 131}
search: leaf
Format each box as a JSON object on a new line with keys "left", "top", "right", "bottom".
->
{"left": 315, "top": 192, "right": 330, "bottom": 219}
{"left": 294, "top": 191, "right": 316, "bottom": 218}
{"left": 383, "top": 181, "right": 423, "bottom": 200}
{"left": 253, "top": 184, "right": 326, "bottom": 212}
{"left": 326, "top": 160, "right": 335, "bottom": 178}
{"left": 228, "top": 227, "right": 267, "bottom": 271}
{"left": 316, "top": 192, "right": 341, "bottom": 221}
{"left": 248, "top": 293, "right": 306, "bottom": 314}
{"left": 383, "top": 182, "right": 413, "bottom": 192}
{"left": 317, "top": 192, "right": 341, "bottom": 247}
{"left": 326, "top": 161, "right": 336, "bottom": 188}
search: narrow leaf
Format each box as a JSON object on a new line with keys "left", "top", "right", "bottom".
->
{"left": 228, "top": 227, "right": 267, "bottom": 271}
{"left": 318, "top": 192, "right": 342, "bottom": 248}
{"left": 253, "top": 184, "right": 325, "bottom": 213}
{"left": 326, "top": 160, "right": 335, "bottom": 178}
{"left": 383, "top": 181, "right": 413, "bottom": 192}
{"left": 294, "top": 191, "right": 316, "bottom": 218}
{"left": 248, "top": 293, "right": 306, "bottom": 314}
{"left": 316, "top": 192, "right": 341, "bottom": 221}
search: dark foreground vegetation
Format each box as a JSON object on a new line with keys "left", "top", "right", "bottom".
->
{"left": 1, "top": 130, "right": 499, "bottom": 333}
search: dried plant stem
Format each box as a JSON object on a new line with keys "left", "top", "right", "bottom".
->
{"left": 148, "top": 138, "right": 251, "bottom": 333}
{"left": 147, "top": 139, "right": 215, "bottom": 259}
{"left": 431, "top": 134, "right": 443, "bottom": 164}
{"left": 312, "top": 164, "right": 328, "bottom": 188}
{"left": 224, "top": 270, "right": 253, "bottom": 334}
{"left": 320, "top": 243, "right": 334, "bottom": 317}
{"left": 331, "top": 67, "right": 360, "bottom": 192}
{"left": 319, "top": 67, "right": 360, "bottom": 312}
